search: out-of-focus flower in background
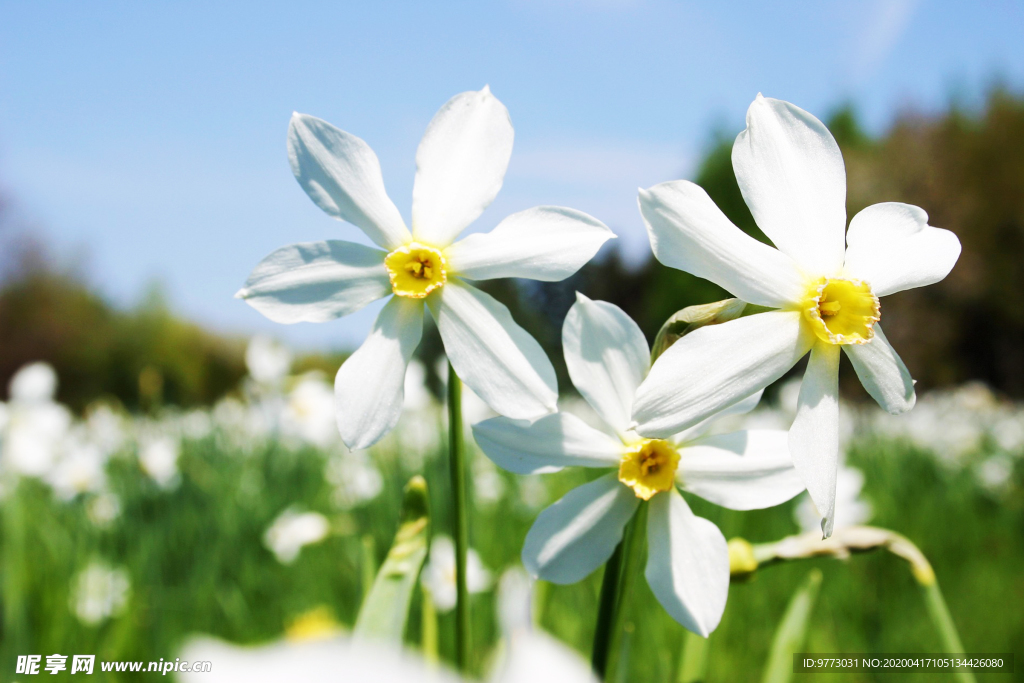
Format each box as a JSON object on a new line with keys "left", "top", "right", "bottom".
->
{"left": 70, "top": 561, "right": 130, "bottom": 626}
{"left": 246, "top": 335, "right": 293, "bottom": 389}
{"left": 86, "top": 491, "right": 122, "bottom": 528}
{"left": 1, "top": 362, "right": 72, "bottom": 478}
{"left": 138, "top": 436, "right": 181, "bottom": 489}
{"left": 324, "top": 451, "right": 383, "bottom": 510}
{"left": 46, "top": 436, "right": 107, "bottom": 500}
{"left": 263, "top": 508, "right": 331, "bottom": 564}
{"left": 421, "top": 535, "right": 493, "bottom": 612}
{"left": 280, "top": 372, "right": 337, "bottom": 449}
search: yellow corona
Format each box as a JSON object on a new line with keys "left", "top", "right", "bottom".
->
{"left": 802, "top": 276, "right": 880, "bottom": 345}
{"left": 618, "top": 439, "right": 680, "bottom": 501}
{"left": 384, "top": 242, "right": 448, "bottom": 298}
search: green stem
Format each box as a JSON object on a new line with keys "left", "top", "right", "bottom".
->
{"left": 422, "top": 588, "right": 439, "bottom": 665}
{"left": 592, "top": 541, "right": 625, "bottom": 676}
{"left": 921, "top": 580, "right": 976, "bottom": 683}
{"left": 677, "top": 630, "right": 711, "bottom": 683}
{"left": 591, "top": 502, "right": 648, "bottom": 681}
{"left": 447, "top": 362, "right": 470, "bottom": 673}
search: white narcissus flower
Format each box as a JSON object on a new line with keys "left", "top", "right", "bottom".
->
{"left": 421, "top": 535, "right": 493, "bottom": 612}
{"left": 238, "top": 87, "right": 614, "bottom": 450}
{"left": 2, "top": 362, "right": 72, "bottom": 478}
{"left": 178, "top": 570, "right": 596, "bottom": 683}
{"left": 138, "top": 436, "right": 180, "bottom": 489}
{"left": 280, "top": 372, "right": 338, "bottom": 448}
{"left": 246, "top": 335, "right": 293, "bottom": 387}
{"left": 324, "top": 451, "right": 383, "bottom": 510}
{"left": 473, "top": 294, "right": 805, "bottom": 636}
{"left": 263, "top": 508, "right": 331, "bottom": 564}
{"left": 46, "top": 437, "right": 108, "bottom": 500}
{"left": 632, "top": 94, "right": 961, "bottom": 537}
{"left": 70, "top": 561, "right": 130, "bottom": 626}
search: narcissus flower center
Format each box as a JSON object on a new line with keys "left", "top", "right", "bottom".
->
{"left": 618, "top": 439, "right": 680, "bottom": 501}
{"left": 802, "top": 277, "right": 880, "bottom": 345}
{"left": 384, "top": 242, "right": 447, "bottom": 299}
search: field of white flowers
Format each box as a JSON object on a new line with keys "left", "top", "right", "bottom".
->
{"left": 2, "top": 330, "right": 1021, "bottom": 681}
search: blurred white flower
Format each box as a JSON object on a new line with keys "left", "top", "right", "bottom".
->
{"left": 179, "top": 409, "right": 214, "bottom": 441}
{"left": 280, "top": 373, "right": 337, "bottom": 448}
{"left": 9, "top": 361, "right": 58, "bottom": 402}
{"left": 517, "top": 476, "right": 549, "bottom": 512}
{"left": 992, "top": 414, "right": 1024, "bottom": 454}
{"left": 395, "top": 408, "right": 443, "bottom": 470}
{"left": 82, "top": 404, "right": 128, "bottom": 455}
{"left": 325, "top": 452, "right": 383, "bottom": 510}
{"left": 179, "top": 637, "right": 462, "bottom": 683}
{"left": 178, "top": 569, "right": 595, "bottom": 683}
{"left": 404, "top": 360, "right": 434, "bottom": 412}
{"left": 795, "top": 464, "right": 872, "bottom": 533}
{"left": 246, "top": 335, "right": 293, "bottom": 386}
{"left": 86, "top": 492, "right": 122, "bottom": 527}
{"left": 473, "top": 455, "right": 505, "bottom": 505}
{"left": 975, "top": 454, "right": 1014, "bottom": 495}
{"left": 139, "top": 437, "right": 180, "bottom": 489}
{"left": 421, "top": 535, "right": 492, "bottom": 612}
{"left": 264, "top": 508, "right": 330, "bottom": 564}
{"left": 491, "top": 568, "right": 599, "bottom": 683}
{"left": 47, "top": 437, "right": 107, "bottom": 500}
{"left": 213, "top": 397, "right": 272, "bottom": 451}
{"left": 71, "top": 561, "right": 130, "bottom": 625}
{"left": 2, "top": 362, "right": 72, "bottom": 477}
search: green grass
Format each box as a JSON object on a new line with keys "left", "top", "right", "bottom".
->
{"left": 1, "top": 431, "right": 1021, "bottom": 681}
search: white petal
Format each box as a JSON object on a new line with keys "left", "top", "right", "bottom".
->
{"left": 444, "top": 207, "right": 613, "bottom": 281}
{"left": 645, "top": 489, "right": 729, "bottom": 636}
{"left": 677, "top": 430, "right": 805, "bottom": 510}
{"left": 843, "top": 202, "right": 961, "bottom": 297}
{"left": 428, "top": 281, "right": 557, "bottom": 420}
{"left": 412, "top": 87, "right": 514, "bottom": 247}
{"left": 238, "top": 241, "right": 391, "bottom": 324}
{"left": 844, "top": 324, "right": 915, "bottom": 414}
{"left": 789, "top": 343, "right": 840, "bottom": 538}
{"left": 638, "top": 180, "right": 805, "bottom": 307}
{"left": 472, "top": 413, "right": 623, "bottom": 474}
{"left": 288, "top": 113, "right": 411, "bottom": 250}
{"left": 633, "top": 312, "right": 814, "bottom": 438}
{"left": 732, "top": 95, "right": 847, "bottom": 275}
{"left": 522, "top": 473, "right": 639, "bottom": 584}
{"left": 672, "top": 388, "right": 765, "bottom": 443}
{"left": 335, "top": 297, "right": 423, "bottom": 450}
{"left": 563, "top": 293, "right": 650, "bottom": 435}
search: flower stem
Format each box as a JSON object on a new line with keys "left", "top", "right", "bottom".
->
{"left": 447, "top": 362, "right": 470, "bottom": 673}
{"left": 921, "top": 580, "right": 976, "bottom": 683}
{"left": 591, "top": 502, "right": 648, "bottom": 681}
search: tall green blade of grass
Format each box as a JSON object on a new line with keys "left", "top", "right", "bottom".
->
{"left": 760, "top": 569, "right": 823, "bottom": 683}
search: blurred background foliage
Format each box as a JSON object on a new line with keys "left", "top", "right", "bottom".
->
{"left": 1, "top": 87, "right": 1023, "bottom": 407}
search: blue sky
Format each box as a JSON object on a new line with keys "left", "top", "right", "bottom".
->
{"left": 1, "top": 0, "right": 1021, "bottom": 350}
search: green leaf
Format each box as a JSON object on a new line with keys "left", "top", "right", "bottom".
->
{"left": 354, "top": 475, "right": 430, "bottom": 643}
{"left": 760, "top": 569, "right": 823, "bottom": 683}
